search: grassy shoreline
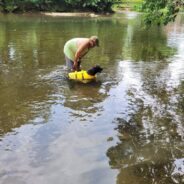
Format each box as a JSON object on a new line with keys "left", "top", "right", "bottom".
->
{"left": 0, "top": 0, "right": 143, "bottom": 14}
{"left": 113, "top": 0, "right": 143, "bottom": 12}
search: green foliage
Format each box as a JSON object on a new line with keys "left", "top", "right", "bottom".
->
{"left": 143, "top": 0, "right": 183, "bottom": 25}
{"left": 64, "top": 0, "right": 115, "bottom": 12}
{"left": 2, "top": 0, "right": 18, "bottom": 12}
{"left": 0, "top": 0, "right": 116, "bottom": 12}
{"left": 112, "top": 0, "right": 143, "bottom": 10}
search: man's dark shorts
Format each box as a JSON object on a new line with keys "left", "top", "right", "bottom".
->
{"left": 65, "top": 56, "right": 73, "bottom": 70}
{"left": 65, "top": 56, "right": 81, "bottom": 71}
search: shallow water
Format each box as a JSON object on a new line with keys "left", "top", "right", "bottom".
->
{"left": 0, "top": 12, "right": 184, "bottom": 184}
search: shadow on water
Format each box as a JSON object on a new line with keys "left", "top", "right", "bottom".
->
{"left": 66, "top": 78, "right": 102, "bottom": 89}
{"left": 107, "top": 114, "right": 184, "bottom": 184}
{"left": 63, "top": 78, "right": 106, "bottom": 119}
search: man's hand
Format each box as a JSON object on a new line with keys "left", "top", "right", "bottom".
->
{"left": 73, "top": 61, "right": 78, "bottom": 71}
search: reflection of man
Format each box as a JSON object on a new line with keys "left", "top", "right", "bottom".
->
{"left": 63, "top": 36, "right": 99, "bottom": 71}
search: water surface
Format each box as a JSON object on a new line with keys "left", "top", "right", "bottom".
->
{"left": 0, "top": 12, "right": 184, "bottom": 184}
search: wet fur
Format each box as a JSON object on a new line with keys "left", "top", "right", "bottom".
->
{"left": 87, "top": 65, "right": 103, "bottom": 76}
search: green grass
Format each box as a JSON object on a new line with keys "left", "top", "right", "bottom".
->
{"left": 113, "top": 0, "right": 143, "bottom": 12}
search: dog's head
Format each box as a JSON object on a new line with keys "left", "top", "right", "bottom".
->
{"left": 87, "top": 65, "right": 103, "bottom": 76}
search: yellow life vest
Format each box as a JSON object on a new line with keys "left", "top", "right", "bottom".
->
{"left": 68, "top": 70, "right": 96, "bottom": 82}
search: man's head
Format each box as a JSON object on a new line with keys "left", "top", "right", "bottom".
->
{"left": 89, "top": 36, "right": 99, "bottom": 47}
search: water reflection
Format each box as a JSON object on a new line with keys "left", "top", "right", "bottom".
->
{"left": 107, "top": 15, "right": 184, "bottom": 184}
{"left": 0, "top": 13, "right": 183, "bottom": 184}
{"left": 0, "top": 65, "right": 54, "bottom": 136}
{"left": 63, "top": 81, "right": 105, "bottom": 119}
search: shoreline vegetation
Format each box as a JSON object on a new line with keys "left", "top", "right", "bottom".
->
{"left": 0, "top": 1, "right": 183, "bottom": 24}
{"left": 0, "top": 1, "right": 143, "bottom": 14}
{"left": 0, "top": 1, "right": 142, "bottom": 18}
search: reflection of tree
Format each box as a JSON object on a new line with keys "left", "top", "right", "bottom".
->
{"left": 0, "top": 14, "right": 64, "bottom": 67}
{"left": 63, "top": 81, "right": 106, "bottom": 116}
{"left": 0, "top": 66, "right": 53, "bottom": 136}
{"left": 107, "top": 111, "right": 184, "bottom": 183}
{"left": 106, "top": 13, "right": 184, "bottom": 181}
{"left": 106, "top": 61, "right": 184, "bottom": 183}
{"left": 97, "top": 18, "right": 127, "bottom": 66}
{"left": 0, "top": 15, "right": 70, "bottom": 136}
{"left": 122, "top": 17, "right": 176, "bottom": 61}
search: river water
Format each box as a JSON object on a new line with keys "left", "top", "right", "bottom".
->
{"left": 0, "top": 12, "right": 184, "bottom": 184}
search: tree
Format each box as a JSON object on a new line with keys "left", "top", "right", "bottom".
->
{"left": 64, "top": 0, "right": 115, "bottom": 12}
{"left": 143, "top": 0, "right": 184, "bottom": 25}
{"left": 0, "top": 0, "right": 116, "bottom": 13}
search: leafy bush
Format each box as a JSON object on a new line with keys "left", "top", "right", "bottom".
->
{"left": 1, "top": 0, "right": 116, "bottom": 12}
{"left": 64, "top": 0, "right": 115, "bottom": 12}
{"left": 143, "top": 0, "right": 182, "bottom": 25}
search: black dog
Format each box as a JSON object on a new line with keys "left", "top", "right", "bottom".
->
{"left": 87, "top": 65, "right": 103, "bottom": 76}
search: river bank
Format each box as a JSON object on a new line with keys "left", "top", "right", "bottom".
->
{"left": 0, "top": 9, "right": 138, "bottom": 19}
{"left": 0, "top": 0, "right": 142, "bottom": 15}
{"left": 42, "top": 12, "right": 101, "bottom": 17}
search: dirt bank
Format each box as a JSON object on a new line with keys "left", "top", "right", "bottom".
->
{"left": 42, "top": 12, "right": 100, "bottom": 17}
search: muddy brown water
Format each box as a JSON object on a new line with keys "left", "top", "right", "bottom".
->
{"left": 0, "top": 12, "right": 184, "bottom": 184}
